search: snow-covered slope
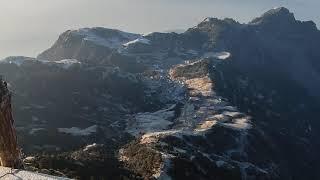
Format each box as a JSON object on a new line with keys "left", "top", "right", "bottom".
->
{"left": 121, "top": 58, "right": 267, "bottom": 179}
{"left": 37, "top": 27, "right": 149, "bottom": 63}
{"left": 0, "top": 167, "right": 70, "bottom": 180}
{"left": 53, "top": 59, "right": 81, "bottom": 69}
{"left": 58, "top": 125, "right": 97, "bottom": 136}
{"left": 0, "top": 56, "right": 81, "bottom": 69}
{"left": 74, "top": 28, "right": 141, "bottom": 48}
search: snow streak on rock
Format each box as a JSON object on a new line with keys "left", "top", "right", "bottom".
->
{"left": 123, "top": 37, "right": 151, "bottom": 47}
{"left": 58, "top": 125, "right": 98, "bottom": 136}
{"left": 126, "top": 105, "right": 176, "bottom": 137}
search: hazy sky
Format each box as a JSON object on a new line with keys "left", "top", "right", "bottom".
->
{"left": 0, "top": 0, "right": 319, "bottom": 58}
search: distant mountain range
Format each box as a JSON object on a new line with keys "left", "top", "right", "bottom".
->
{"left": 1, "top": 7, "right": 320, "bottom": 180}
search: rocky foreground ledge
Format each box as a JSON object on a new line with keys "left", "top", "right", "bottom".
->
{"left": 0, "top": 166, "right": 70, "bottom": 180}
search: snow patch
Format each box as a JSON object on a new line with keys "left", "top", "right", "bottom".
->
{"left": 53, "top": 59, "right": 81, "bottom": 69}
{"left": 29, "top": 128, "right": 46, "bottom": 135}
{"left": 123, "top": 37, "right": 151, "bottom": 46}
{"left": 220, "top": 117, "right": 252, "bottom": 131}
{"left": 187, "top": 49, "right": 199, "bottom": 55}
{"left": 223, "top": 111, "right": 243, "bottom": 117}
{"left": 58, "top": 125, "right": 98, "bottom": 136}
{"left": 142, "top": 32, "right": 154, "bottom": 37}
{"left": 126, "top": 105, "right": 176, "bottom": 136}
{"left": 203, "top": 17, "right": 211, "bottom": 22}
{"left": 140, "top": 130, "right": 181, "bottom": 144}
{"left": 83, "top": 143, "right": 98, "bottom": 151}
{"left": 216, "top": 160, "right": 226, "bottom": 168}
{"left": 0, "top": 57, "right": 81, "bottom": 69}
{"left": 203, "top": 51, "right": 231, "bottom": 60}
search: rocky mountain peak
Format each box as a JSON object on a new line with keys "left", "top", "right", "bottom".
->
{"left": 37, "top": 27, "right": 142, "bottom": 62}
{"left": 194, "top": 17, "right": 239, "bottom": 31}
{"left": 265, "top": 7, "right": 291, "bottom": 16}
{"left": 249, "top": 7, "right": 296, "bottom": 25}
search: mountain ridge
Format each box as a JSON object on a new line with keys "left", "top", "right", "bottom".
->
{"left": 0, "top": 7, "right": 319, "bottom": 179}
{"left": 35, "top": 7, "right": 320, "bottom": 98}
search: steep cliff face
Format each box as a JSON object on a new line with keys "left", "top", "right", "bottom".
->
{"left": 0, "top": 80, "right": 21, "bottom": 168}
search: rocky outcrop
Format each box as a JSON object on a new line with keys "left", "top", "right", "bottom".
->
{"left": 0, "top": 79, "right": 21, "bottom": 168}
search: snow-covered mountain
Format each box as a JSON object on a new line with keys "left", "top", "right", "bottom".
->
{"left": 1, "top": 7, "right": 320, "bottom": 180}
